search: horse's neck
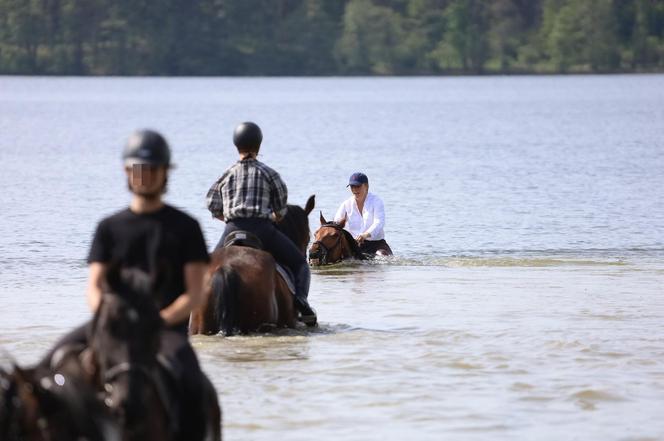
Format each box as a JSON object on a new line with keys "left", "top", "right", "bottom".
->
{"left": 278, "top": 209, "right": 307, "bottom": 252}
{"left": 341, "top": 237, "right": 356, "bottom": 259}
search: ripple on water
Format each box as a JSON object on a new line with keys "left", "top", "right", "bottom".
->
{"left": 569, "top": 389, "right": 627, "bottom": 411}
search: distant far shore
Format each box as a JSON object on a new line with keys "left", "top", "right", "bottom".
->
{"left": 2, "top": 70, "right": 664, "bottom": 78}
{"left": 1, "top": 1, "right": 662, "bottom": 78}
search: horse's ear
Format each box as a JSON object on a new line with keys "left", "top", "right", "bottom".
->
{"left": 319, "top": 211, "right": 327, "bottom": 225}
{"left": 338, "top": 216, "right": 346, "bottom": 228}
{"left": 305, "top": 195, "right": 315, "bottom": 215}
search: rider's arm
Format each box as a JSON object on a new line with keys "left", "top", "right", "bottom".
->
{"left": 268, "top": 170, "right": 288, "bottom": 219}
{"left": 86, "top": 262, "right": 107, "bottom": 312}
{"left": 363, "top": 197, "right": 385, "bottom": 239}
{"left": 206, "top": 177, "right": 225, "bottom": 221}
{"left": 160, "top": 261, "right": 208, "bottom": 326}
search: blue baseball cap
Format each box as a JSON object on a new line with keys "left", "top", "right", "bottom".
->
{"left": 347, "top": 172, "right": 369, "bottom": 187}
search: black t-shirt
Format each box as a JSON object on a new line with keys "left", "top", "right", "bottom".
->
{"left": 88, "top": 205, "right": 209, "bottom": 331}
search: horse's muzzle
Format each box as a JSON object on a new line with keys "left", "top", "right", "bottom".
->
{"left": 308, "top": 242, "right": 327, "bottom": 266}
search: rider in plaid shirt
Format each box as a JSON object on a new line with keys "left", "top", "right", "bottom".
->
{"left": 206, "top": 155, "right": 288, "bottom": 221}
{"left": 206, "top": 122, "right": 316, "bottom": 325}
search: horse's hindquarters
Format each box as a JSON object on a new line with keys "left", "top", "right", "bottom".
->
{"left": 202, "top": 247, "right": 282, "bottom": 335}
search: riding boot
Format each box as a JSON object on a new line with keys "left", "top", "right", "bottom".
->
{"left": 294, "top": 264, "right": 317, "bottom": 327}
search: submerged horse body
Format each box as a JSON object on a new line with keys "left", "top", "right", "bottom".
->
{"left": 190, "top": 196, "right": 315, "bottom": 336}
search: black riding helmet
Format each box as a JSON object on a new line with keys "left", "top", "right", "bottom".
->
{"left": 122, "top": 129, "right": 172, "bottom": 167}
{"left": 233, "top": 122, "right": 262, "bottom": 152}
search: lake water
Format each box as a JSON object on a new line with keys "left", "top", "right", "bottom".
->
{"left": 1, "top": 75, "right": 663, "bottom": 440}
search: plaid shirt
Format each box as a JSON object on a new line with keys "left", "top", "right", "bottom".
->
{"left": 206, "top": 158, "right": 288, "bottom": 220}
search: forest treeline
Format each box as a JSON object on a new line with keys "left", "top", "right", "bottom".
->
{"left": 1, "top": 0, "right": 663, "bottom": 76}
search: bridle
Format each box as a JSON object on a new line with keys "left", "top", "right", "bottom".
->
{"left": 91, "top": 298, "right": 176, "bottom": 434}
{"left": 309, "top": 223, "right": 346, "bottom": 265}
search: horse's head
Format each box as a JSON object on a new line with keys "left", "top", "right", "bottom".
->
{"left": 90, "top": 263, "right": 164, "bottom": 429}
{"left": 309, "top": 212, "right": 364, "bottom": 265}
{"left": 275, "top": 195, "right": 315, "bottom": 254}
{"left": 0, "top": 363, "right": 117, "bottom": 441}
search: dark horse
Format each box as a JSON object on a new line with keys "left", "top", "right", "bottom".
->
{"left": 308, "top": 212, "right": 366, "bottom": 266}
{"left": 190, "top": 195, "right": 315, "bottom": 336}
{"left": 53, "top": 265, "right": 222, "bottom": 441}
{"left": 0, "top": 360, "right": 119, "bottom": 441}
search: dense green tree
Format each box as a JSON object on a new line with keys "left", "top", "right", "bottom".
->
{"left": 0, "top": 0, "right": 45, "bottom": 72}
{"left": 488, "top": 0, "right": 526, "bottom": 71}
{"left": 336, "top": 0, "right": 410, "bottom": 74}
{"left": 0, "top": 0, "right": 663, "bottom": 75}
{"left": 433, "top": 0, "right": 490, "bottom": 72}
{"left": 544, "top": 0, "right": 619, "bottom": 72}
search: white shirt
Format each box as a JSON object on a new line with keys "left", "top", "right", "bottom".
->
{"left": 334, "top": 192, "right": 386, "bottom": 241}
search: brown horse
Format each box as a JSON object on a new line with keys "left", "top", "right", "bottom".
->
{"left": 308, "top": 212, "right": 366, "bottom": 266}
{"left": 53, "top": 265, "right": 222, "bottom": 441}
{"left": 190, "top": 195, "right": 315, "bottom": 336}
{"left": 0, "top": 361, "right": 119, "bottom": 441}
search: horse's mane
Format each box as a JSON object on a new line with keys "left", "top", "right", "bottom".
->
{"left": 321, "top": 222, "right": 366, "bottom": 260}
{"left": 276, "top": 205, "right": 309, "bottom": 251}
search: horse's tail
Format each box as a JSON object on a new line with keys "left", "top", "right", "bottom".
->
{"left": 212, "top": 266, "right": 240, "bottom": 336}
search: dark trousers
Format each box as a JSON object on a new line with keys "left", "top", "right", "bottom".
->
{"left": 360, "top": 239, "right": 393, "bottom": 256}
{"left": 41, "top": 322, "right": 205, "bottom": 441}
{"left": 217, "top": 217, "right": 310, "bottom": 299}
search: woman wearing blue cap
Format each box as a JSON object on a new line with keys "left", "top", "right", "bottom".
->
{"left": 334, "top": 172, "right": 393, "bottom": 256}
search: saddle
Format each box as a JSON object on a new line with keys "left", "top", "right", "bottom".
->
{"left": 223, "top": 230, "right": 264, "bottom": 249}
{"left": 223, "top": 230, "right": 296, "bottom": 295}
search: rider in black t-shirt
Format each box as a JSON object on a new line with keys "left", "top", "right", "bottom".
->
{"left": 41, "top": 130, "right": 210, "bottom": 440}
{"left": 87, "top": 204, "right": 209, "bottom": 334}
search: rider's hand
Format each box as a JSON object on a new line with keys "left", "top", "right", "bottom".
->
{"left": 356, "top": 232, "right": 370, "bottom": 244}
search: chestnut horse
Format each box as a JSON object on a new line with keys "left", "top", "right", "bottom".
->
{"left": 190, "top": 195, "right": 315, "bottom": 336}
{"left": 0, "top": 361, "right": 119, "bottom": 441}
{"left": 53, "top": 265, "right": 222, "bottom": 441}
{"left": 308, "top": 212, "right": 366, "bottom": 266}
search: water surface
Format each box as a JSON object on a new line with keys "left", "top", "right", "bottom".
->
{"left": 1, "top": 75, "right": 663, "bottom": 440}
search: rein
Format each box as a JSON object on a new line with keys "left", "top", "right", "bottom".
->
{"left": 91, "top": 297, "right": 177, "bottom": 436}
{"left": 103, "top": 362, "right": 153, "bottom": 384}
